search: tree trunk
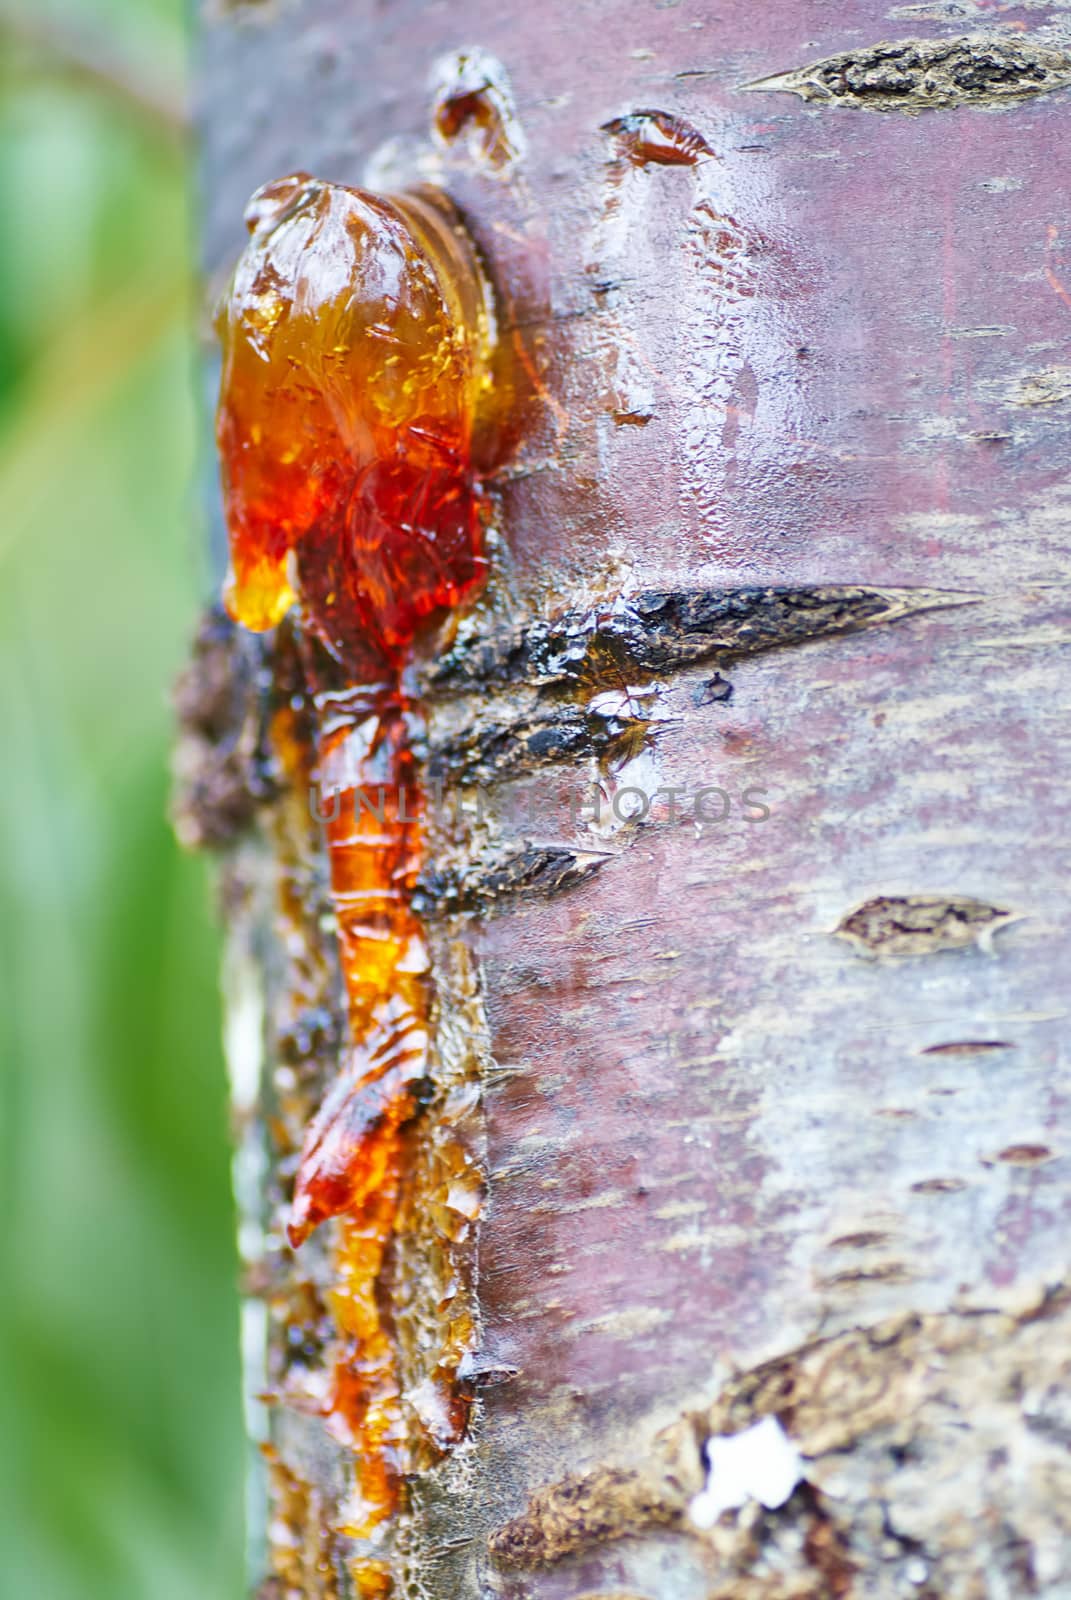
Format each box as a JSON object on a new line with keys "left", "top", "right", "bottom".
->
{"left": 181, "top": 2, "right": 1071, "bottom": 1597}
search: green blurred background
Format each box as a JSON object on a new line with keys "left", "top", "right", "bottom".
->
{"left": 0, "top": 2, "right": 245, "bottom": 1595}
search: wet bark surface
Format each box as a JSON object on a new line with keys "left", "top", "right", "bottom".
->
{"left": 188, "top": 1, "right": 1071, "bottom": 1595}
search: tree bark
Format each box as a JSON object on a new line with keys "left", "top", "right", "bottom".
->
{"left": 182, "top": 2, "right": 1071, "bottom": 1597}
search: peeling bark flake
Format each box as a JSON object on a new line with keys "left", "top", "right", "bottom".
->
{"left": 488, "top": 1465, "right": 681, "bottom": 1569}
{"left": 743, "top": 35, "right": 1071, "bottom": 113}
{"left": 835, "top": 894, "right": 1015, "bottom": 957}
{"left": 485, "top": 1284, "right": 1071, "bottom": 1588}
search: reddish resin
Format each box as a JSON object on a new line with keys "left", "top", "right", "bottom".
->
{"left": 217, "top": 171, "right": 494, "bottom": 669}
{"left": 602, "top": 109, "right": 714, "bottom": 168}
{"left": 216, "top": 172, "right": 496, "bottom": 1567}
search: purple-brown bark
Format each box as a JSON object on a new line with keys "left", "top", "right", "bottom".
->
{"left": 184, "top": 2, "right": 1071, "bottom": 1595}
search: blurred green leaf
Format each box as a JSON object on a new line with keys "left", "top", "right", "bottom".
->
{"left": 0, "top": 3, "right": 243, "bottom": 1597}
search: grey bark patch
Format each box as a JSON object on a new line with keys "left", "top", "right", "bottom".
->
{"left": 686, "top": 1283, "right": 1071, "bottom": 1589}
{"left": 834, "top": 894, "right": 1015, "bottom": 957}
{"left": 743, "top": 35, "right": 1071, "bottom": 113}
{"left": 487, "top": 1282, "right": 1071, "bottom": 1586}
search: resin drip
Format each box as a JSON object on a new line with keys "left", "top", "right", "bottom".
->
{"left": 215, "top": 172, "right": 495, "bottom": 1585}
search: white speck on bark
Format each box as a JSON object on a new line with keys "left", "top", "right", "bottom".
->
{"left": 689, "top": 1415, "right": 804, "bottom": 1528}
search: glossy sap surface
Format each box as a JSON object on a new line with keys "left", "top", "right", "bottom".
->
{"left": 216, "top": 173, "right": 495, "bottom": 1574}
{"left": 216, "top": 171, "right": 492, "bottom": 673}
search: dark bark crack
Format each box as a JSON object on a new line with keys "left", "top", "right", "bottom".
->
{"left": 425, "top": 585, "right": 972, "bottom": 695}
{"left": 743, "top": 35, "right": 1071, "bottom": 113}
{"left": 414, "top": 843, "right": 611, "bottom": 916}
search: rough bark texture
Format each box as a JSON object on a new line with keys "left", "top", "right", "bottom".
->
{"left": 185, "top": 1, "right": 1071, "bottom": 1596}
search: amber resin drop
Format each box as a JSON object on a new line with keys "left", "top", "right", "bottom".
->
{"left": 217, "top": 171, "right": 495, "bottom": 668}
{"left": 215, "top": 171, "right": 497, "bottom": 1584}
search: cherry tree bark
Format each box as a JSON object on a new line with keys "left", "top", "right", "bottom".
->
{"left": 180, "top": 2, "right": 1071, "bottom": 1596}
